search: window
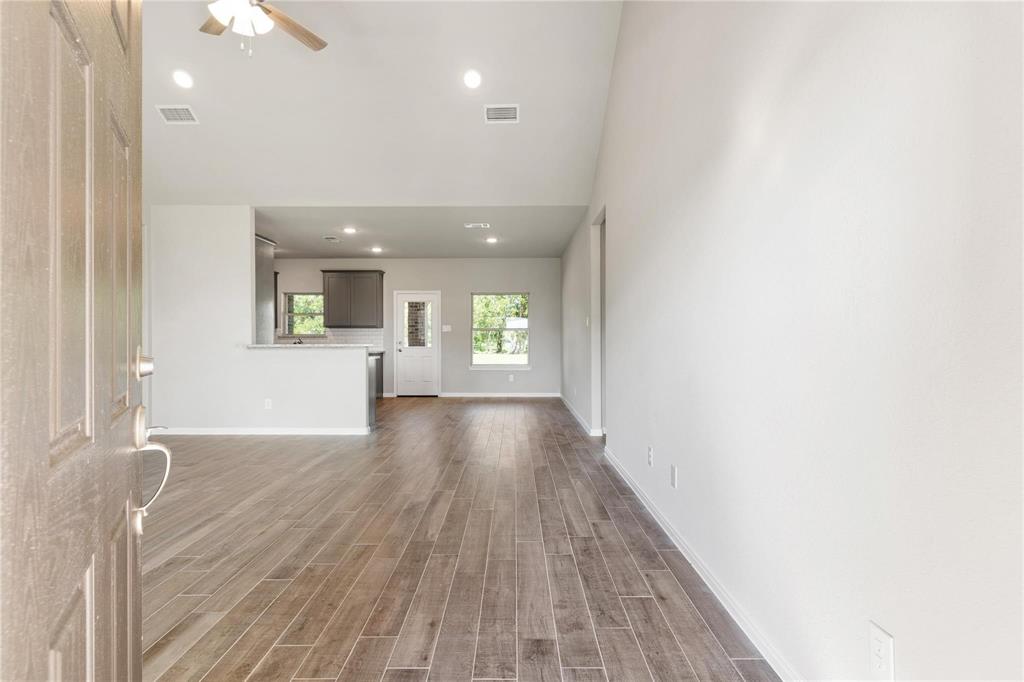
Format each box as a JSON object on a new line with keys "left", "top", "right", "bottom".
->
{"left": 403, "top": 300, "right": 433, "bottom": 347}
{"left": 283, "top": 293, "right": 325, "bottom": 336}
{"left": 472, "top": 293, "right": 528, "bottom": 366}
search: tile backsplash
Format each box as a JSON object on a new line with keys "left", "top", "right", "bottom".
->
{"left": 276, "top": 328, "right": 384, "bottom": 347}
{"left": 326, "top": 328, "right": 384, "bottom": 347}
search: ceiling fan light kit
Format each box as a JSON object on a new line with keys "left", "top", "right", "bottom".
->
{"left": 207, "top": 0, "right": 236, "bottom": 26}
{"left": 203, "top": 0, "right": 327, "bottom": 51}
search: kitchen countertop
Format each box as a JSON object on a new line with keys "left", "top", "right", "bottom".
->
{"left": 247, "top": 344, "right": 385, "bottom": 353}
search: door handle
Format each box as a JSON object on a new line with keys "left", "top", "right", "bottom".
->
{"left": 130, "top": 406, "right": 171, "bottom": 534}
{"left": 132, "top": 441, "right": 171, "bottom": 535}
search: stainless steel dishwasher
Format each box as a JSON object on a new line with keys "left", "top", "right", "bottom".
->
{"left": 367, "top": 353, "right": 378, "bottom": 430}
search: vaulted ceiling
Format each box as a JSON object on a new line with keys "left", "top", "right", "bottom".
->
{"left": 142, "top": 1, "right": 622, "bottom": 215}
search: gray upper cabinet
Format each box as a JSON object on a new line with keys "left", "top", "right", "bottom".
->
{"left": 349, "top": 271, "right": 382, "bottom": 327}
{"left": 323, "top": 270, "right": 384, "bottom": 328}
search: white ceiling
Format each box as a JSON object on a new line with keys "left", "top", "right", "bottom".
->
{"left": 142, "top": 1, "right": 622, "bottom": 211}
{"left": 256, "top": 205, "right": 586, "bottom": 257}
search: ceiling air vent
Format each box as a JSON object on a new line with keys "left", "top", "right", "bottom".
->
{"left": 156, "top": 105, "right": 198, "bottom": 124}
{"left": 485, "top": 104, "right": 519, "bottom": 124}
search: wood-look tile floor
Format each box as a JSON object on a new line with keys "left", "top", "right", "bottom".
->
{"left": 142, "top": 398, "right": 780, "bottom": 682}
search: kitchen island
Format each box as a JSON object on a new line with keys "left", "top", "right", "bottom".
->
{"left": 155, "top": 343, "right": 375, "bottom": 434}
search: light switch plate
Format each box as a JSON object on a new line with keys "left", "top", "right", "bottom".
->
{"left": 442, "top": 324, "right": 452, "bottom": 333}
{"left": 869, "top": 621, "right": 894, "bottom": 680}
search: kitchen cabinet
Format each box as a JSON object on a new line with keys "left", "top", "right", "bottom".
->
{"left": 322, "top": 270, "right": 384, "bottom": 328}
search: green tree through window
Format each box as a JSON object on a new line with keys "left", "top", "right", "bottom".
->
{"left": 472, "top": 293, "right": 528, "bottom": 365}
{"left": 285, "top": 293, "right": 325, "bottom": 335}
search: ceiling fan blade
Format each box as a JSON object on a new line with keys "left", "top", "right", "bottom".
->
{"left": 199, "top": 15, "right": 228, "bottom": 35}
{"left": 258, "top": 3, "right": 327, "bottom": 51}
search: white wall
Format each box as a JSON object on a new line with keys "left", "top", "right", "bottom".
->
{"left": 149, "top": 205, "right": 369, "bottom": 433}
{"left": 565, "top": 2, "right": 1022, "bottom": 678}
{"left": 561, "top": 222, "right": 594, "bottom": 429}
{"left": 275, "top": 257, "right": 562, "bottom": 396}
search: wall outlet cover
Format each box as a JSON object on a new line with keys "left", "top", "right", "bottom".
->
{"left": 442, "top": 324, "right": 452, "bottom": 332}
{"left": 264, "top": 398, "right": 272, "bottom": 410}
{"left": 869, "top": 621, "right": 895, "bottom": 681}
{"left": 670, "top": 464, "right": 678, "bottom": 489}
{"left": 647, "top": 447, "right": 654, "bottom": 467}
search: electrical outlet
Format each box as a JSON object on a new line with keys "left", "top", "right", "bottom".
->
{"left": 868, "top": 621, "right": 894, "bottom": 680}
{"left": 442, "top": 324, "right": 452, "bottom": 332}
{"left": 670, "top": 464, "right": 678, "bottom": 489}
{"left": 647, "top": 447, "right": 654, "bottom": 467}
{"left": 264, "top": 398, "right": 272, "bottom": 410}
{"left": 508, "top": 374, "right": 515, "bottom": 383}
{"left": 573, "top": 386, "right": 577, "bottom": 397}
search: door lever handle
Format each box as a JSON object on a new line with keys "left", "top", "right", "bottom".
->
{"left": 133, "top": 441, "right": 171, "bottom": 534}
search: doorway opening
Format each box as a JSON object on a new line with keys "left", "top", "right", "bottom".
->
{"left": 600, "top": 218, "right": 606, "bottom": 437}
{"left": 589, "top": 211, "right": 606, "bottom": 438}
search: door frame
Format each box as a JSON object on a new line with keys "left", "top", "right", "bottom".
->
{"left": 590, "top": 210, "right": 606, "bottom": 436}
{"left": 392, "top": 290, "right": 442, "bottom": 396}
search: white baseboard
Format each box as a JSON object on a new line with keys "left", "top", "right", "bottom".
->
{"left": 560, "top": 395, "right": 603, "bottom": 437}
{"left": 438, "top": 392, "right": 561, "bottom": 398}
{"left": 602, "top": 445, "right": 800, "bottom": 681}
{"left": 162, "top": 426, "right": 371, "bottom": 435}
{"left": 383, "top": 392, "right": 397, "bottom": 398}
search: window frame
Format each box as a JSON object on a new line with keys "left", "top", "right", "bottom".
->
{"left": 470, "top": 292, "right": 531, "bottom": 369}
{"left": 280, "top": 292, "right": 327, "bottom": 338}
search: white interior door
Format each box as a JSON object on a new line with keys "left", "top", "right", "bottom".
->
{"left": 395, "top": 291, "right": 440, "bottom": 396}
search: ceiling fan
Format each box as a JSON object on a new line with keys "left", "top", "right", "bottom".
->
{"left": 200, "top": 0, "right": 327, "bottom": 52}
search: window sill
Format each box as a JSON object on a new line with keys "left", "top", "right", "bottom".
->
{"left": 470, "top": 365, "right": 532, "bottom": 371}
{"left": 277, "top": 334, "right": 327, "bottom": 339}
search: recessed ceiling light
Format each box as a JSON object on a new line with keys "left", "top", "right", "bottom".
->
{"left": 371, "top": 246, "right": 383, "bottom": 253}
{"left": 322, "top": 235, "right": 340, "bottom": 242}
{"left": 172, "top": 69, "right": 194, "bottom": 89}
{"left": 486, "top": 237, "right": 498, "bottom": 244}
{"left": 463, "top": 69, "right": 482, "bottom": 89}
{"left": 343, "top": 226, "right": 357, "bottom": 234}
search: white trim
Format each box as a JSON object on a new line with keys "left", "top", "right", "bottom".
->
{"left": 383, "top": 392, "right": 397, "bottom": 398}
{"left": 393, "top": 290, "right": 442, "bottom": 396}
{"left": 161, "top": 426, "right": 371, "bottom": 435}
{"left": 561, "top": 395, "right": 603, "bottom": 437}
{"left": 438, "top": 392, "right": 560, "bottom": 398}
{"left": 602, "top": 445, "right": 800, "bottom": 681}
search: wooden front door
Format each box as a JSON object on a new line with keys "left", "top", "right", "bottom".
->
{"left": 1, "top": 0, "right": 146, "bottom": 679}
